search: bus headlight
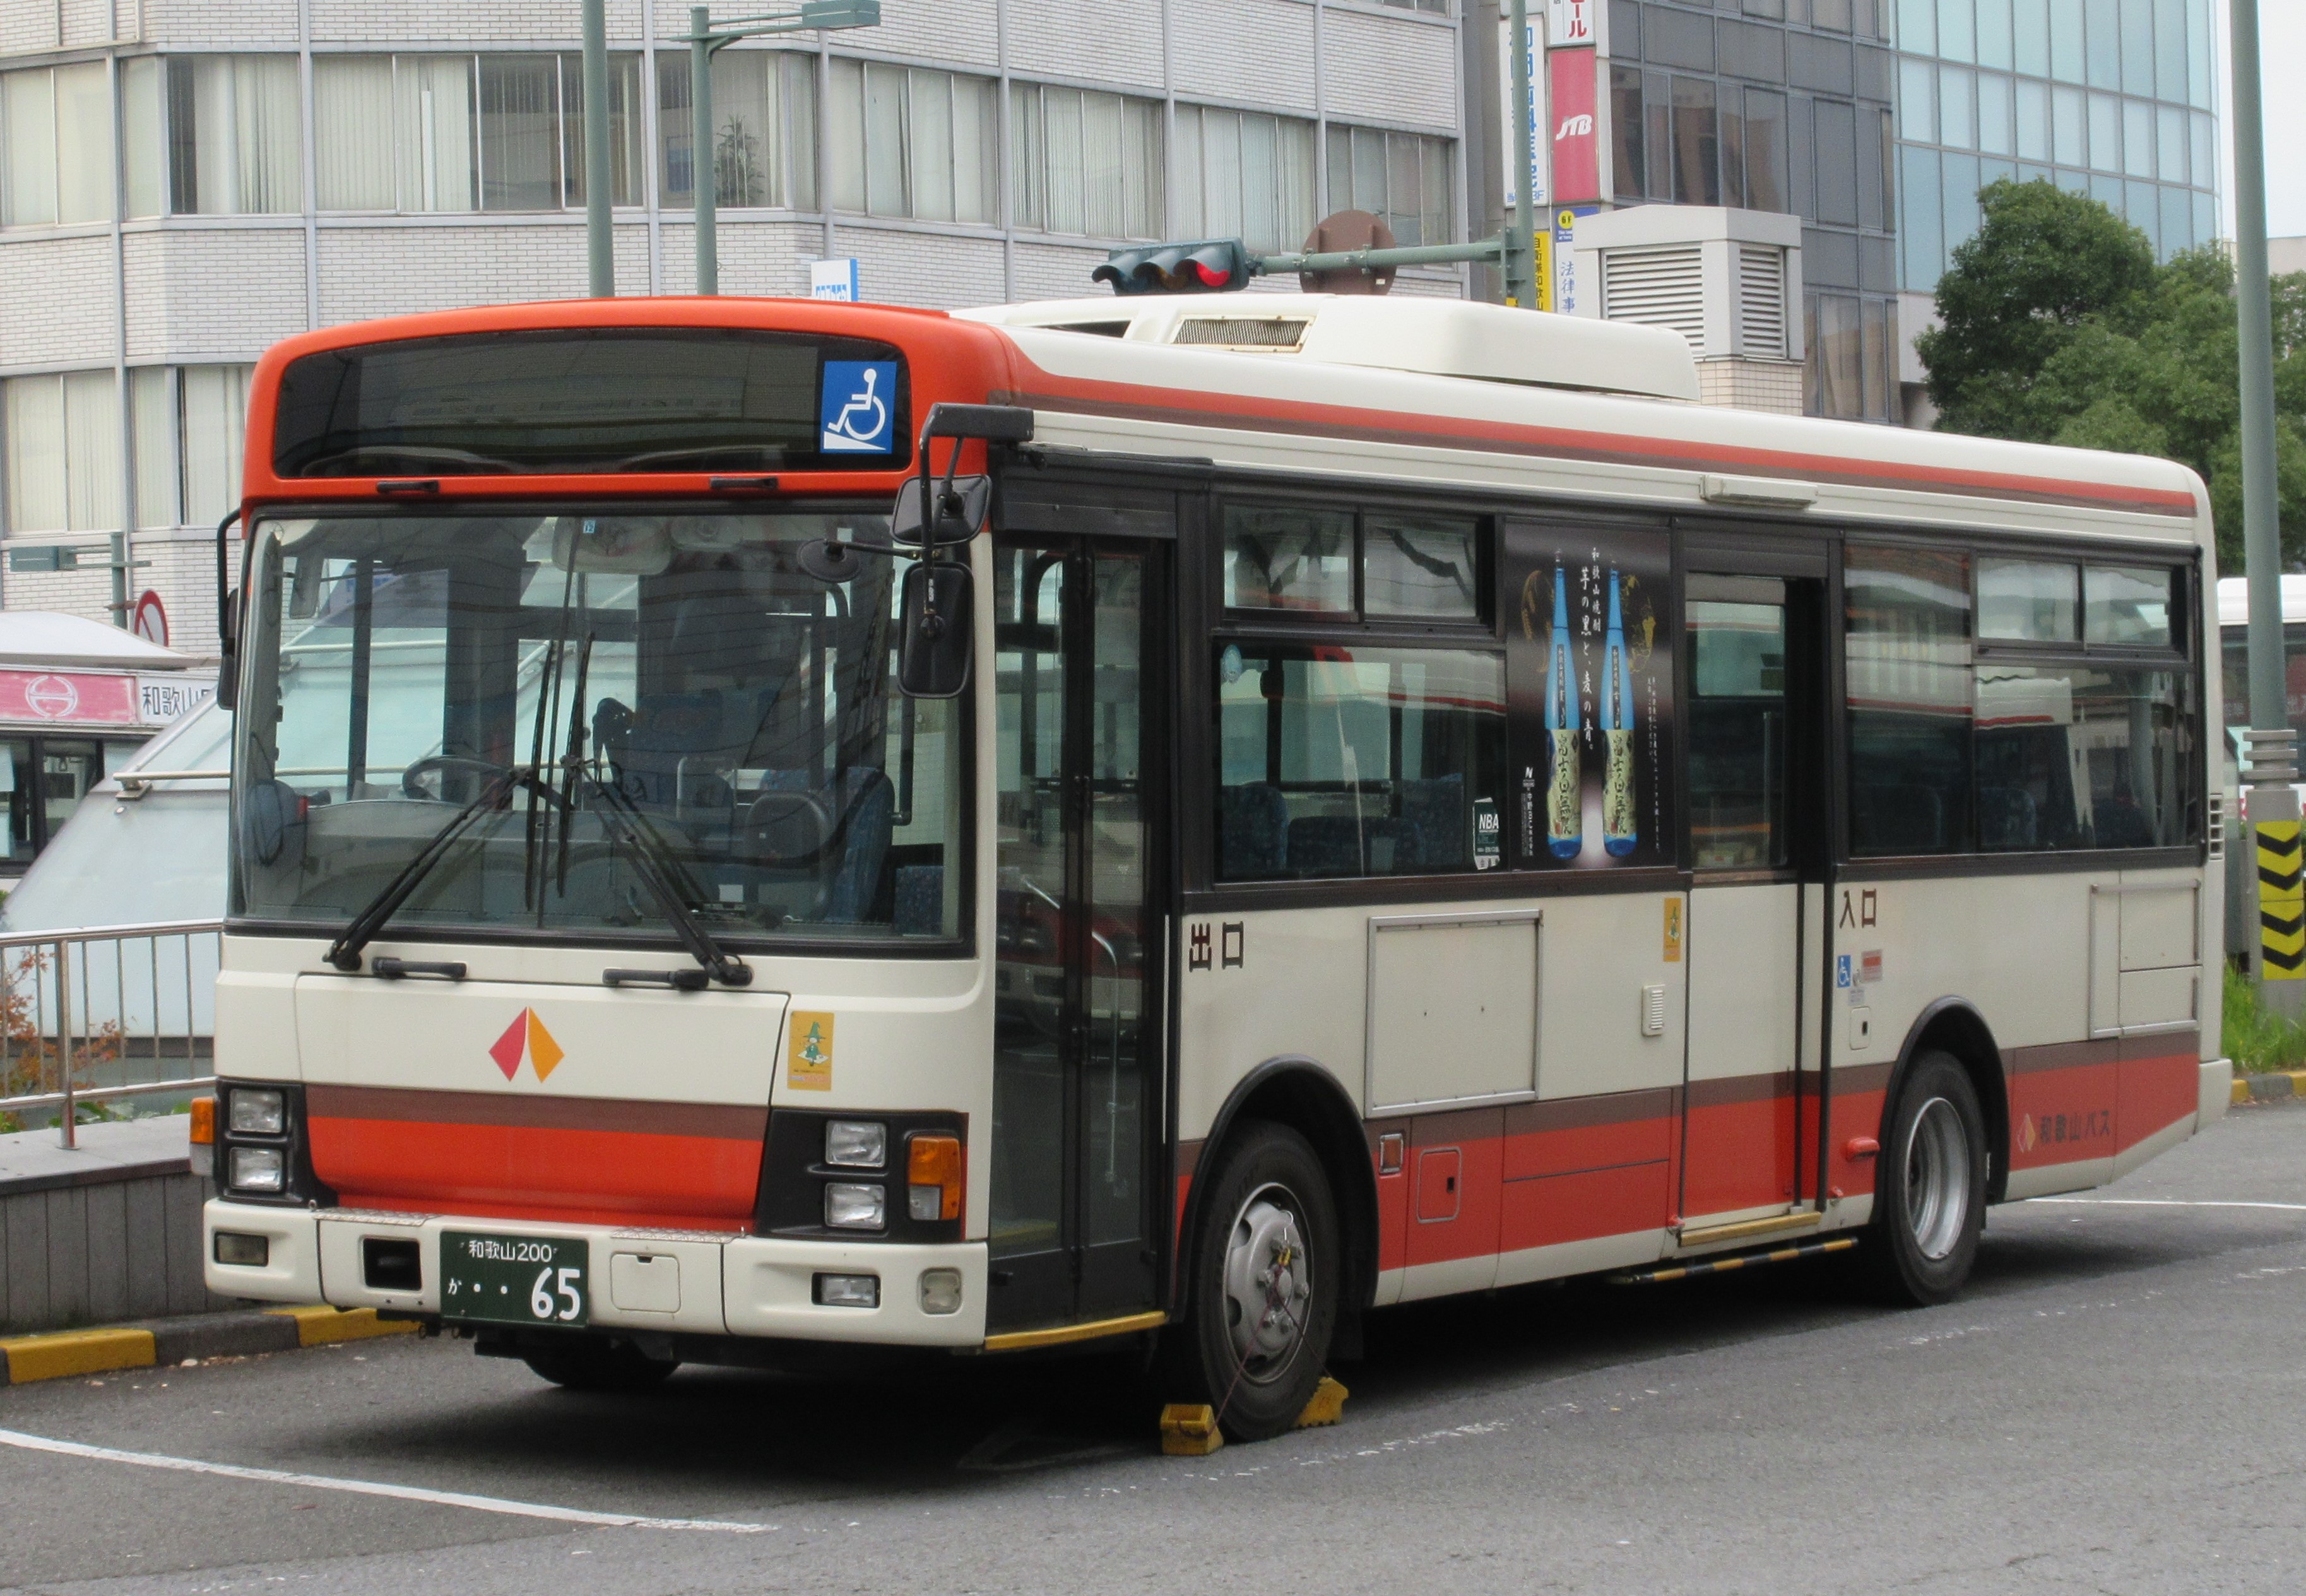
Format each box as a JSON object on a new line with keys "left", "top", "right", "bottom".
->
{"left": 824, "top": 1120, "right": 887, "bottom": 1168}
{"left": 229, "top": 1088, "right": 286, "bottom": 1135}
{"left": 824, "top": 1182, "right": 885, "bottom": 1230}
{"left": 228, "top": 1147, "right": 286, "bottom": 1193}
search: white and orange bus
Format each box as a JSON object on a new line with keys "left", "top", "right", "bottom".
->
{"left": 202, "top": 289, "right": 2227, "bottom": 1441}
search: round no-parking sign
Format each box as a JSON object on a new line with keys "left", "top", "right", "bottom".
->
{"left": 131, "top": 590, "right": 167, "bottom": 648}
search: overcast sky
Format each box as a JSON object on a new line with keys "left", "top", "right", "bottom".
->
{"left": 2224, "top": 4, "right": 2306, "bottom": 239}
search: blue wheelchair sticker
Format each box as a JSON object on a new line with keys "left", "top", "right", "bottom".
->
{"left": 820, "top": 361, "right": 897, "bottom": 454}
{"left": 1836, "top": 953, "right": 1854, "bottom": 989}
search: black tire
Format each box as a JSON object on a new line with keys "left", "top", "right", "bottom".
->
{"left": 521, "top": 1338, "right": 678, "bottom": 1393}
{"left": 1164, "top": 1120, "right": 1340, "bottom": 1443}
{"left": 1859, "top": 1049, "right": 1988, "bottom": 1307}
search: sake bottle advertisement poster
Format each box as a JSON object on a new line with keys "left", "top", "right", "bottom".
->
{"left": 1503, "top": 523, "right": 1676, "bottom": 871}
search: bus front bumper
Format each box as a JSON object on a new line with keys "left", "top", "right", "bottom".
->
{"left": 203, "top": 1200, "right": 989, "bottom": 1347}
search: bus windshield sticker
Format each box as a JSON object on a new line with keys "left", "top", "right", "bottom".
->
{"left": 1472, "top": 796, "right": 1501, "bottom": 870}
{"left": 1505, "top": 525, "right": 1676, "bottom": 871}
{"left": 820, "top": 362, "right": 897, "bottom": 453}
{"left": 788, "top": 1012, "right": 834, "bottom": 1091}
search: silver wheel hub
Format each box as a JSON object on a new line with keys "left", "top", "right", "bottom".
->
{"left": 1222, "top": 1183, "right": 1312, "bottom": 1382}
{"left": 1902, "top": 1096, "right": 1972, "bottom": 1262}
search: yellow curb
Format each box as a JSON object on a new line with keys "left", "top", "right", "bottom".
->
{"left": 263, "top": 1306, "right": 420, "bottom": 1347}
{"left": 1, "top": 1327, "right": 157, "bottom": 1385}
{"left": 2234, "top": 1077, "right": 2253, "bottom": 1104}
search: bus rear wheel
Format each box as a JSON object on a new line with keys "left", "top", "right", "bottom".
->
{"left": 521, "top": 1337, "right": 678, "bottom": 1393}
{"left": 1167, "top": 1120, "right": 1339, "bottom": 1443}
{"left": 1859, "top": 1049, "right": 1987, "bottom": 1307}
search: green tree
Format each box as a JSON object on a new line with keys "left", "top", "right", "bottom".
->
{"left": 1917, "top": 179, "right": 2156, "bottom": 439}
{"left": 1919, "top": 179, "right": 2306, "bottom": 570}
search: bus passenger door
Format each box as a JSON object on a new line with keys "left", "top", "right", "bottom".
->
{"left": 1679, "top": 567, "right": 1828, "bottom": 1237}
{"left": 986, "top": 537, "right": 1168, "bottom": 1334}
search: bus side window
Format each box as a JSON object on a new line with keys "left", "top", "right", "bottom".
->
{"left": 1846, "top": 546, "right": 1973, "bottom": 856}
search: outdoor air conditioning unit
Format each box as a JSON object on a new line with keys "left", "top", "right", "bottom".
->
{"left": 1570, "top": 206, "right": 1805, "bottom": 416}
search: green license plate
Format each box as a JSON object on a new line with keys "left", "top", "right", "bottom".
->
{"left": 439, "top": 1232, "right": 589, "bottom": 1327}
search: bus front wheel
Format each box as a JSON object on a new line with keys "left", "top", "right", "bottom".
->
{"left": 1167, "top": 1120, "right": 1340, "bottom": 1443}
{"left": 1859, "top": 1049, "right": 1987, "bottom": 1307}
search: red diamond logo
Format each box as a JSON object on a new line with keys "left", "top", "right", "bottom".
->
{"left": 488, "top": 1012, "right": 526, "bottom": 1080}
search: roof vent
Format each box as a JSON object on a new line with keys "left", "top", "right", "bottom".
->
{"left": 1736, "top": 245, "right": 1789, "bottom": 361}
{"left": 1174, "top": 317, "right": 1310, "bottom": 352}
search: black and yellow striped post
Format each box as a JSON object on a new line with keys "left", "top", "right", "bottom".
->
{"left": 2261, "top": 819, "right": 2305, "bottom": 979}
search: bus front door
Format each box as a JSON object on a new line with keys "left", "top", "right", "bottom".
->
{"left": 987, "top": 537, "right": 1167, "bottom": 1335}
{"left": 1679, "top": 568, "right": 1828, "bottom": 1236}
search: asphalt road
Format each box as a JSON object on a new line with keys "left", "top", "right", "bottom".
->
{"left": 4, "top": 1102, "right": 2302, "bottom": 1596}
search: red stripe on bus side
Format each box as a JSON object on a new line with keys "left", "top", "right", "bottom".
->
{"left": 991, "top": 358, "right": 2201, "bottom": 517}
{"left": 309, "top": 1116, "right": 758, "bottom": 1233}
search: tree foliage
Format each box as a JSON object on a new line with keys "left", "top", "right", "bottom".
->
{"left": 1917, "top": 179, "right": 2306, "bottom": 570}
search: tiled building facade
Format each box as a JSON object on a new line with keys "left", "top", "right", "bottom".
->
{"left": 0, "top": 0, "right": 1469, "bottom": 651}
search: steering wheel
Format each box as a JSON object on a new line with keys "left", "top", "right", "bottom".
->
{"left": 401, "top": 755, "right": 509, "bottom": 801}
{"left": 743, "top": 788, "right": 837, "bottom": 866}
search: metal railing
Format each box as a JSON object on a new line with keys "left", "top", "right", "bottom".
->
{"left": 0, "top": 919, "right": 223, "bottom": 1149}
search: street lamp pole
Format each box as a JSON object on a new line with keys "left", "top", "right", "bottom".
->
{"left": 685, "top": 2, "right": 883, "bottom": 295}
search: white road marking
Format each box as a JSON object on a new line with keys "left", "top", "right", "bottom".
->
{"left": 2025, "top": 1198, "right": 2306, "bottom": 1212}
{"left": 0, "top": 1428, "right": 772, "bottom": 1533}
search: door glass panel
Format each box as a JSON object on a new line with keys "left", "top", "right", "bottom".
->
{"left": 0, "top": 738, "right": 33, "bottom": 862}
{"left": 1688, "top": 584, "right": 1790, "bottom": 869}
{"left": 992, "top": 546, "right": 1068, "bottom": 1265}
{"left": 1085, "top": 552, "right": 1145, "bottom": 1248}
{"left": 38, "top": 739, "right": 102, "bottom": 848}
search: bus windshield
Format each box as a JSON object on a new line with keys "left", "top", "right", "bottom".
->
{"left": 232, "top": 511, "right": 964, "bottom": 947}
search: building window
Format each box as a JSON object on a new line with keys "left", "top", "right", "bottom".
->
{"left": 316, "top": 54, "right": 642, "bottom": 213}
{"left": 1, "top": 62, "right": 114, "bottom": 227}
{"left": 1173, "top": 105, "right": 1315, "bottom": 256}
{"left": 1010, "top": 83, "right": 1162, "bottom": 240}
{"left": 659, "top": 49, "right": 815, "bottom": 210}
{"left": 826, "top": 60, "right": 997, "bottom": 224}
{"left": 141, "top": 56, "right": 305, "bottom": 216}
{"left": 3, "top": 372, "right": 120, "bottom": 535}
{"left": 1324, "top": 124, "right": 1452, "bottom": 247}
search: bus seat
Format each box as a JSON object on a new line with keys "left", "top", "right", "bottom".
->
{"left": 1288, "top": 815, "right": 1423, "bottom": 877}
{"left": 1852, "top": 783, "right": 1944, "bottom": 853}
{"left": 825, "top": 769, "right": 895, "bottom": 923}
{"left": 1978, "top": 784, "right": 2038, "bottom": 850}
{"left": 1401, "top": 774, "right": 1466, "bottom": 868}
{"left": 1218, "top": 782, "right": 1290, "bottom": 878}
{"left": 894, "top": 864, "right": 944, "bottom": 937}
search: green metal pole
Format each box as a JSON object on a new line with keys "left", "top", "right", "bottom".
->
{"left": 582, "top": 0, "right": 614, "bottom": 297}
{"left": 1506, "top": 0, "right": 1538, "bottom": 309}
{"left": 2235, "top": 0, "right": 2282, "bottom": 736}
{"left": 692, "top": 6, "right": 718, "bottom": 295}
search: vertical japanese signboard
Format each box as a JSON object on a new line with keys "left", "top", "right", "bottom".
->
{"left": 1547, "top": 47, "right": 1600, "bottom": 205}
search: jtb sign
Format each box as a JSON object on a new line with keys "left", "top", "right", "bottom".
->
{"left": 1548, "top": 48, "right": 1600, "bottom": 204}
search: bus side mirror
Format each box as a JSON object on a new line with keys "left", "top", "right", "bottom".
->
{"left": 898, "top": 561, "right": 973, "bottom": 699}
{"left": 217, "top": 586, "right": 241, "bottom": 711}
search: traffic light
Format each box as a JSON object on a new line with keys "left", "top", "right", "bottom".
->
{"left": 1092, "top": 239, "right": 1253, "bottom": 295}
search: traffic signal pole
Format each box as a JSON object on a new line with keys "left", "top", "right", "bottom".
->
{"left": 583, "top": 0, "right": 613, "bottom": 297}
{"left": 2229, "top": 0, "right": 2302, "bottom": 1007}
{"left": 1506, "top": 0, "right": 1540, "bottom": 310}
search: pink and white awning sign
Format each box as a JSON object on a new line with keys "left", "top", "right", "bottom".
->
{"left": 0, "top": 670, "right": 141, "bottom": 726}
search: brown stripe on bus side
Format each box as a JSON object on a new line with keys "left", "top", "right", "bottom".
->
{"left": 1835, "top": 1061, "right": 1895, "bottom": 1096}
{"left": 305, "top": 1083, "right": 769, "bottom": 1142}
{"left": 2002, "top": 1038, "right": 2122, "bottom": 1075}
{"left": 2120, "top": 1027, "right": 2199, "bottom": 1061}
{"left": 1683, "top": 1072, "right": 1799, "bottom": 1109}
{"left": 1502, "top": 1086, "right": 1681, "bottom": 1136}
{"left": 991, "top": 384, "right": 2200, "bottom": 519}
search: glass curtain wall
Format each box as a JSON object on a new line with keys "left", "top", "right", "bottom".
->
{"left": 1893, "top": 0, "right": 2218, "bottom": 292}
{"left": 1608, "top": 1, "right": 1900, "bottom": 422}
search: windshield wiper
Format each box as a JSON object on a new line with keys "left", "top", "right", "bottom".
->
{"left": 325, "top": 765, "right": 543, "bottom": 972}
{"left": 576, "top": 774, "right": 752, "bottom": 987}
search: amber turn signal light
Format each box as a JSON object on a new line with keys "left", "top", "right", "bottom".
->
{"left": 189, "top": 1096, "right": 215, "bottom": 1145}
{"left": 906, "top": 1133, "right": 963, "bottom": 1222}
